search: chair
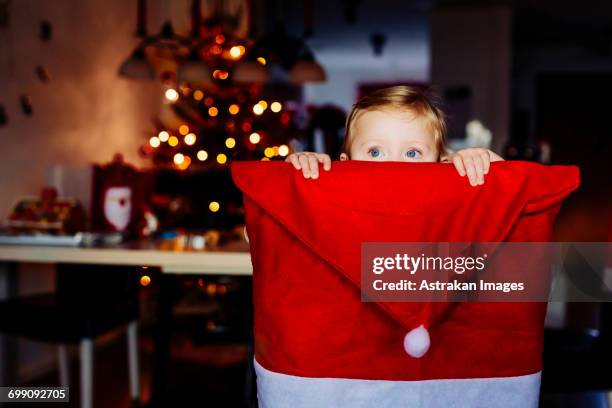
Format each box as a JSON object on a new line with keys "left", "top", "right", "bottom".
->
{"left": 0, "top": 263, "right": 141, "bottom": 408}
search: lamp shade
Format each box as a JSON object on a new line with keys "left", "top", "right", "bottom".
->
{"left": 233, "top": 59, "right": 270, "bottom": 83}
{"left": 288, "top": 58, "right": 326, "bottom": 84}
{"left": 288, "top": 48, "right": 326, "bottom": 84}
{"left": 118, "top": 48, "right": 156, "bottom": 81}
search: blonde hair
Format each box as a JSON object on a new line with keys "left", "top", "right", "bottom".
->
{"left": 342, "top": 85, "right": 448, "bottom": 160}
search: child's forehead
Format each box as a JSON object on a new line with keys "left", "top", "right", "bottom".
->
{"left": 353, "top": 107, "right": 422, "bottom": 127}
{"left": 352, "top": 108, "right": 430, "bottom": 133}
{"left": 348, "top": 107, "right": 437, "bottom": 148}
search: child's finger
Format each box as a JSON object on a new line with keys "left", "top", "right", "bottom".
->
{"left": 287, "top": 154, "right": 301, "bottom": 170}
{"left": 298, "top": 155, "right": 311, "bottom": 178}
{"left": 481, "top": 151, "right": 491, "bottom": 174}
{"left": 463, "top": 157, "right": 478, "bottom": 186}
{"left": 452, "top": 155, "right": 466, "bottom": 177}
{"left": 318, "top": 154, "right": 332, "bottom": 171}
{"left": 308, "top": 154, "right": 320, "bottom": 179}
{"left": 473, "top": 155, "right": 485, "bottom": 185}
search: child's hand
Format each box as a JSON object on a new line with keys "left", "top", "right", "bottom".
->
{"left": 285, "top": 152, "right": 332, "bottom": 179}
{"left": 450, "top": 148, "right": 504, "bottom": 186}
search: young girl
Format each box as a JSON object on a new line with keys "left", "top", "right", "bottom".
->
{"left": 286, "top": 85, "right": 503, "bottom": 186}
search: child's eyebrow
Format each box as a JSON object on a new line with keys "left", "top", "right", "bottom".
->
{"left": 405, "top": 144, "right": 430, "bottom": 151}
{"left": 356, "top": 139, "right": 385, "bottom": 148}
{"left": 401, "top": 139, "right": 432, "bottom": 151}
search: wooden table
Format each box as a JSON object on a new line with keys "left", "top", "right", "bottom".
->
{"left": 0, "top": 239, "right": 253, "bottom": 275}
{"left": 0, "top": 240, "right": 253, "bottom": 406}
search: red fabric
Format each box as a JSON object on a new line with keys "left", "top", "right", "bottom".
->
{"left": 231, "top": 160, "right": 580, "bottom": 381}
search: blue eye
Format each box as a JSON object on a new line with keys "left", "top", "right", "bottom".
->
{"left": 368, "top": 148, "right": 381, "bottom": 158}
{"left": 406, "top": 149, "right": 421, "bottom": 159}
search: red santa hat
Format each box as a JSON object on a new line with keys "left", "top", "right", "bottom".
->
{"left": 232, "top": 160, "right": 579, "bottom": 408}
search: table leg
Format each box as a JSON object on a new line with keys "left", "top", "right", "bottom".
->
{"left": 0, "top": 261, "right": 18, "bottom": 388}
{"left": 149, "top": 273, "right": 177, "bottom": 408}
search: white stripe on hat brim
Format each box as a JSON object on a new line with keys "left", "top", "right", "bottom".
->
{"left": 254, "top": 358, "right": 540, "bottom": 408}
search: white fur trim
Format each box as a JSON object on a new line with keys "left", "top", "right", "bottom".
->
{"left": 254, "top": 358, "right": 541, "bottom": 408}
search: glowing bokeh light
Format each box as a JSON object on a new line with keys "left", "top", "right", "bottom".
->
{"left": 165, "top": 88, "right": 179, "bottom": 102}
{"left": 197, "top": 150, "right": 208, "bottom": 161}
{"left": 149, "top": 137, "right": 161, "bottom": 148}
{"left": 158, "top": 131, "right": 169, "bottom": 142}
{"left": 216, "top": 153, "right": 227, "bottom": 164}
{"left": 278, "top": 144, "right": 289, "bottom": 156}
{"left": 184, "top": 133, "right": 196, "bottom": 145}
{"left": 177, "top": 155, "right": 191, "bottom": 170}
{"left": 140, "top": 275, "right": 151, "bottom": 286}
{"left": 253, "top": 104, "right": 264, "bottom": 115}
{"left": 229, "top": 104, "right": 240, "bottom": 115}
{"left": 271, "top": 102, "right": 282, "bottom": 112}
{"left": 168, "top": 136, "right": 179, "bottom": 147}
{"left": 229, "top": 46, "right": 242, "bottom": 59}
{"left": 174, "top": 153, "right": 185, "bottom": 164}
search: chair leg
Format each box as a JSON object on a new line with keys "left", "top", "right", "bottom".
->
{"left": 57, "top": 344, "right": 70, "bottom": 387}
{"left": 127, "top": 320, "right": 140, "bottom": 405}
{"left": 80, "top": 338, "right": 94, "bottom": 408}
{"left": 244, "top": 333, "right": 257, "bottom": 408}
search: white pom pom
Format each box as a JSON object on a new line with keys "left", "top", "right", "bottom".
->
{"left": 403, "top": 325, "right": 430, "bottom": 358}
